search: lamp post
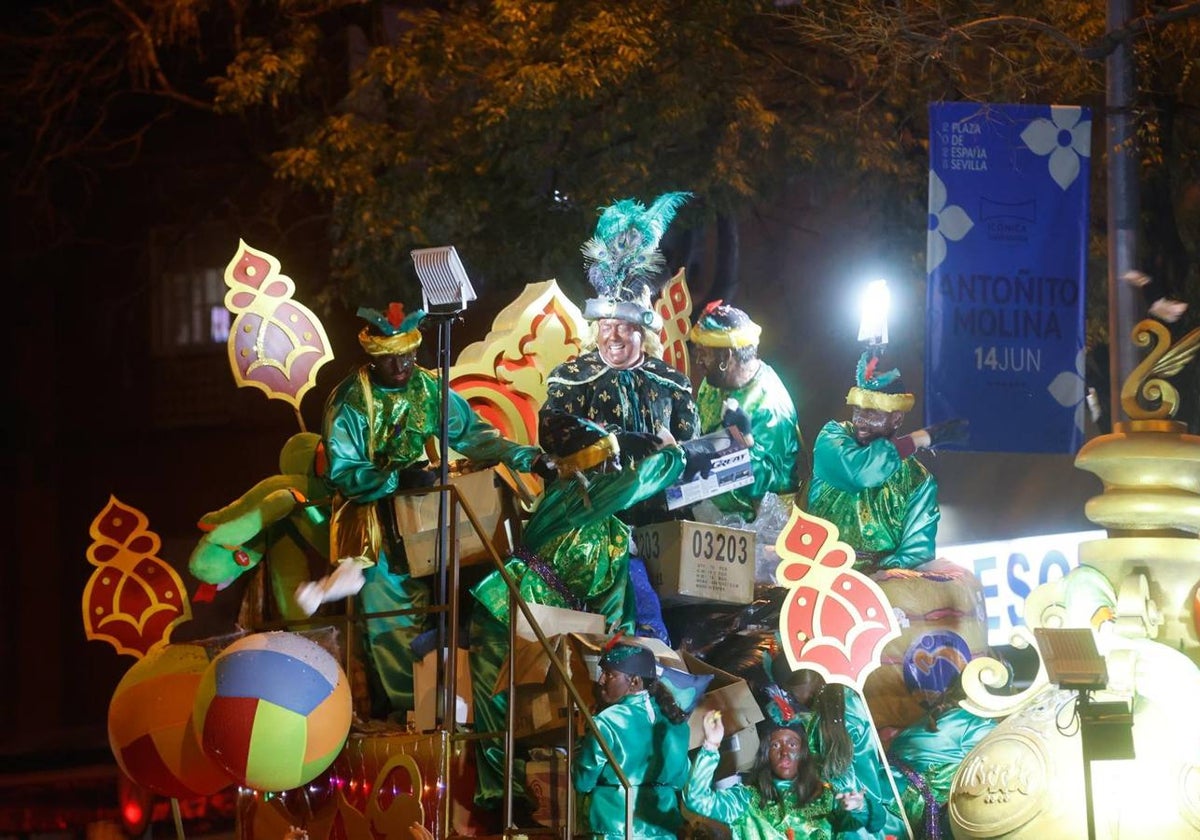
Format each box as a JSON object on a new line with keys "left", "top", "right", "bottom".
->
{"left": 858, "top": 278, "right": 891, "bottom": 348}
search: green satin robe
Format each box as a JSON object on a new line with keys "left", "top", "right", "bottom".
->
{"left": 323, "top": 365, "right": 540, "bottom": 716}
{"left": 683, "top": 747, "right": 870, "bottom": 840}
{"left": 574, "top": 691, "right": 691, "bottom": 840}
{"left": 807, "top": 689, "right": 906, "bottom": 839}
{"left": 807, "top": 421, "right": 940, "bottom": 572}
{"left": 887, "top": 708, "right": 996, "bottom": 833}
{"left": 696, "top": 362, "right": 800, "bottom": 520}
{"left": 468, "top": 447, "right": 686, "bottom": 807}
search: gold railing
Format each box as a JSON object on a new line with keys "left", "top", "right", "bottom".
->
{"left": 256, "top": 473, "right": 634, "bottom": 840}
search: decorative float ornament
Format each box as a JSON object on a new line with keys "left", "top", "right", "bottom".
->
{"left": 450, "top": 279, "right": 590, "bottom": 446}
{"left": 773, "top": 506, "right": 901, "bottom": 691}
{"left": 655, "top": 267, "right": 693, "bottom": 377}
{"left": 194, "top": 632, "right": 351, "bottom": 792}
{"left": 108, "top": 643, "right": 234, "bottom": 799}
{"left": 222, "top": 240, "right": 334, "bottom": 429}
{"left": 83, "top": 495, "right": 191, "bottom": 658}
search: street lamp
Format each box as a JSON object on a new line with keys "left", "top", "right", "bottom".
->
{"left": 858, "top": 278, "right": 891, "bottom": 347}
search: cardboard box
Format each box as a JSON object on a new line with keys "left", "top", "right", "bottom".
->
{"left": 525, "top": 749, "right": 570, "bottom": 829}
{"left": 633, "top": 521, "right": 756, "bottom": 605}
{"left": 714, "top": 723, "right": 761, "bottom": 776}
{"left": 495, "top": 605, "right": 605, "bottom": 741}
{"left": 570, "top": 632, "right": 687, "bottom": 683}
{"left": 411, "top": 647, "right": 473, "bottom": 732}
{"left": 392, "top": 467, "right": 512, "bottom": 577}
{"left": 681, "top": 650, "right": 764, "bottom": 754}
{"left": 664, "top": 431, "right": 754, "bottom": 510}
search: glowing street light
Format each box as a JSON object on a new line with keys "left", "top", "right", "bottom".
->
{"left": 857, "top": 278, "right": 891, "bottom": 347}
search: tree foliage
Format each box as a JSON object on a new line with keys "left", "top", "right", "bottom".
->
{"left": 4, "top": 0, "right": 1198, "bottom": 319}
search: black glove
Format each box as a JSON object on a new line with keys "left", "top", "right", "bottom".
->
{"left": 617, "top": 431, "right": 661, "bottom": 462}
{"left": 925, "top": 418, "right": 970, "bottom": 449}
{"left": 721, "top": 402, "right": 752, "bottom": 441}
{"left": 530, "top": 453, "right": 558, "bottom": 481}
{"left": 680, "top": 438, "right": 721, "bottom": 481}
{"left": 395, "top": 464, "right": 439, "bottom": 489}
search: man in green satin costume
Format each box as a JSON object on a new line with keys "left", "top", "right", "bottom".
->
{"left": 318, "top": 303, "right": 545, "bottom": 719}
{"left": 689, "top": 301, "right": 802, "bottom": 521}
{"left": 469, "top": 411, "right": 687, "bottom": 809}
{"left": 807, "top": 351, "right": 967, "bottom": 573}
{"left": 574, "top": 642, "right": 691, "bottom": 840}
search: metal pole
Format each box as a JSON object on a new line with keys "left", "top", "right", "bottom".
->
{"left": 1106, "top": 0, "right": 1141, "bottom": 424}
{"left": 437, "top": 316, "right": 452, "bottom": 726}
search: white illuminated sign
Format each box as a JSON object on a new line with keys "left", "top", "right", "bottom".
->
{"left": 937, "top": 530, "right": 1105, "bottom": 645}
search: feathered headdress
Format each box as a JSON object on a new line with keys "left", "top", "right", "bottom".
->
{"left": 846, "top": 350, "right": 914, "bottom": 412}
{"left": 581, "top": 191, "right": 691, "bottom": 330}
{"left": 357, "top": 303, "right": 426, "bottom": 356}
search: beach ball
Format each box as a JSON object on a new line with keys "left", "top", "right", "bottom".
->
{"left": 194, "top": 631, "right": 352, "bottom": 791}
{"left": 108, "top": 643, "right": 235, "bottom": 799}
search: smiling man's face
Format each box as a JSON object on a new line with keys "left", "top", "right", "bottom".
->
{"left": 596, "top": 319, "right": 644, "bottom": 369}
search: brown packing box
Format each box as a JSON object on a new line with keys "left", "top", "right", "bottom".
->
{"left": 394, "top": 466, "right": 531, "bottom": 577}
{"left": 716, "top": 723, "right": 760, "bottom": 776}
{"left": 633, "top": 520, "right": 756, "bottom": 605}
{"left": 494, "top": 604, "right": 605, "bottom": 742}
{"left": 681, "top": 648, "right": 763, "bottom": 772}
{"left": 525, "top": 750, "right": 569, "bottom": 830}
{"left": 411, "top": 646, "right": 473, "bottom": 732}
{"left": 571, "top": 633, "right": 687, "bottom": 681}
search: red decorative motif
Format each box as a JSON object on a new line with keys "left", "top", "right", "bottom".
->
{"left": 223, "top": 241, "right": 334, "bottom": 411}
{"left": 656, "top": 269, "right": 692, "bottom": 377}
{"left": 83, "top": 496, "right": 192, "bottom": 658}
{"left": 774, "top": 508, "right": 900, "bottom": 691}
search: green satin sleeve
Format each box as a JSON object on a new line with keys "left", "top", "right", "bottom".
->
{"left": 888, "top": 708, "right": 997, "bottom": 773}
{"left": 683, "top": 747, "right": 754, "bottom": 825}
{"left": 446, "top": 387, "right": 542, "bottom": 471}
{"left": 522, "top": 447, "right": 685, "bottom": 548}
{"left": 811, "top": 420, "right": 903, "bottom": 493}
{"left": 324, "top": 401, "right": 399, "bottom": 503}
{"left": 879, "top": 473, "right": 940, "bottom": 570}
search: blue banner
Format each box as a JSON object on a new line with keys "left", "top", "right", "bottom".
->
{"left": 925, "top": 102, "right": 1089, "bottom": 453}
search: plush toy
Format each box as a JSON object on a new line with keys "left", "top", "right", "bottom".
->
{"left": 188, "top": 432, "right": 332, "bottom": 620}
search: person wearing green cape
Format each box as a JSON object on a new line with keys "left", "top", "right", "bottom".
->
{"left": 468, "top": 410, "right": 687, "bottom": 810}
{"left": 688, "top": 300, "right": 802, "bottom": 521}
{"left": 310, "top": 303, "right": 547, "bottom": 718}
{"left": 574, "top": 641, "right": 691, "bottom": 840}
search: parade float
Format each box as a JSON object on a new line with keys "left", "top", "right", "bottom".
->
{"left": 80, "top": 238, "right": 1200, "bottom": 840}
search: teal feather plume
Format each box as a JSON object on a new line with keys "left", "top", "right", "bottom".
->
{"left": 582, "top": 191, "right": 692, "bottom": 301}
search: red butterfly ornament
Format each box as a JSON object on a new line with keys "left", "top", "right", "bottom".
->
{"left": 774, "top": 507, "right": 900, "bottom": 691}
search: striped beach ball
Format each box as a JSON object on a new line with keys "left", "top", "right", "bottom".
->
{"left": 194, "top": 632, "right": 351, "bottom": 791}
{"left": 107, "top": 643, "right": 234, "bottom": 798}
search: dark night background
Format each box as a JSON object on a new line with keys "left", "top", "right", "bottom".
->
{"left": 0, "top": 0, "right": 1118, "bottom": 798}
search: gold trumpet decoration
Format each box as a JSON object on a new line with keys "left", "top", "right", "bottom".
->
{"left": 1120, "top": 319, "right": 1200, "bottom": 422}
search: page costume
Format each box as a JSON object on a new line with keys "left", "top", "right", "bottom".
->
{"left": 468, "top": 414, "right": 686, "bottom": 806}
{"left": 684, "top": 747, "right": 872, "bottom": 840}
{"left": 690, "top": 302, "right": 800, "bottom": 521}
{"left": 574, "top": 647, "right": 691, "bottom": 840}
{"left": 696, "top": 368, "right": 799, "bottom": 522}
{"left": 806, "top": 689, "right": 906, "bottom": 839}
{"left": 807, "top": 419, "right": 939, "bottom": 572}
{"left": 323, "top": 306, "right": 540, "bottom": 716}
{"left": 888, "top": 708, "right": 996, "bottom": 839}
